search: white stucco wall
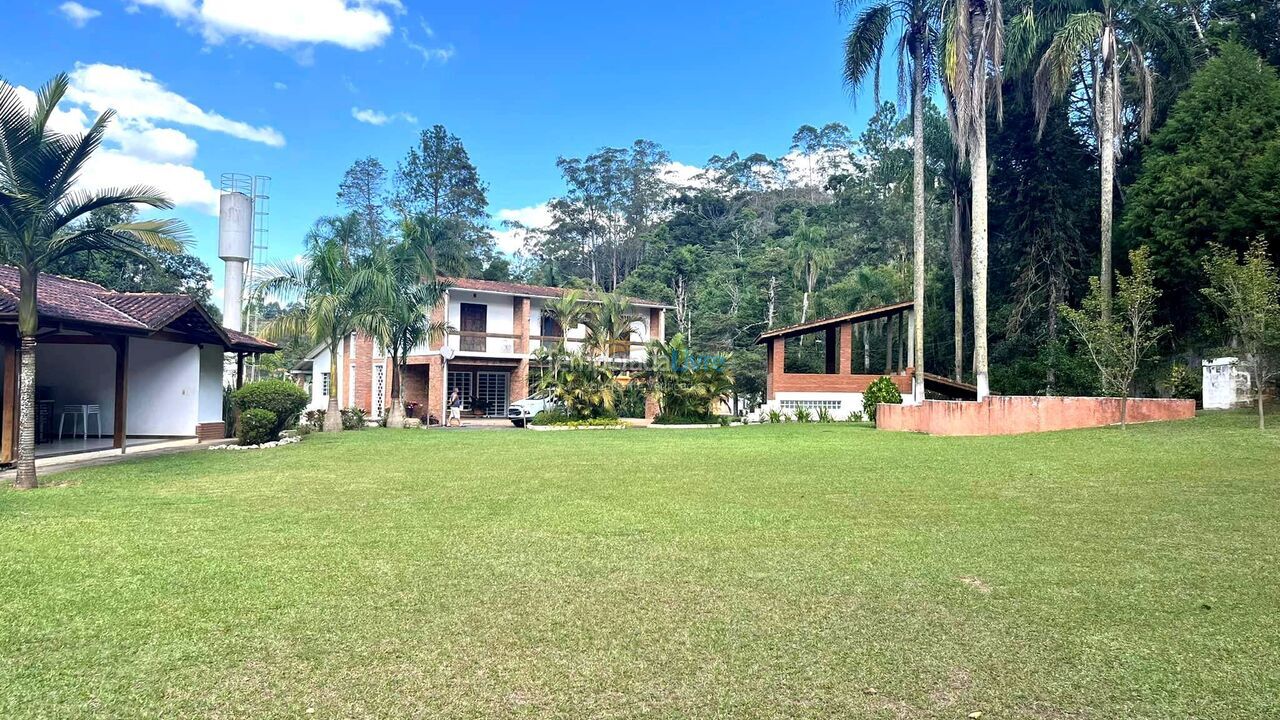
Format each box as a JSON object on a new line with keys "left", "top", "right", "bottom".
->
{"left": 448, "top": 291, "right": 516, "bottom": 353}
{"left": 765, "top": 389, "right": 920, "bottom": 421}
{"left": 126, "top": 338, "right": 199, "bottom": 436}
{"left": 198, "top": 345, "right": 225, "bottom": 423}
{"left": 36, "top": 343, "right": 118, "bottom": 433}
{"left": 307, "top": 346, "right": 334, "bottom": 410}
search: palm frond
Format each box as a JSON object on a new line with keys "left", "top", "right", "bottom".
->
{"left": 843, "top": 3, "right": 895, "bottom": 107}
{"left": 1033, "top": 11, "right": 1102, "bottom": 138}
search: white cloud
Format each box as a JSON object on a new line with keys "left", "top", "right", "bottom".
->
{"left": 130, "top": 0, "right": 402, "bottom": 51}
{"left": 492, "top": 204, "right": 552, "bottom": 255}
{"left": 660, "top": 161, "right": 707, "bottom": 189}
{"left": 10, "top": 63, "right": 282, "bottom": 216}
{"left": 273, "top": 81, "right": 288, "bottom": 91}
{"left": 351, "top": 106, "right": 417, "bottom": 126}
{"left": 59, "top": 2, "right": 101, "bottom": 27}
{"left": 67, "top": 63, "right": 284, "bottom": 147}
{"left": 402, "top": 27, "right": 454, "bottom": 64}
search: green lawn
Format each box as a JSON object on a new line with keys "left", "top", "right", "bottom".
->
{"left": 2, "top": 414, "right": 1278, "bottom": 718}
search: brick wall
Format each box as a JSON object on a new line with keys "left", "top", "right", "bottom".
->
{"left": 877, "top": 396, "right": 1196, "bottom": 435}
{"left": 195, "top": 422, "right": 225, "bottom": 441}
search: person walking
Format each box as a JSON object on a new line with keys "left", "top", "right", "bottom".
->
{"left": 448, "top": 388, "right": 462, "bottom": 427}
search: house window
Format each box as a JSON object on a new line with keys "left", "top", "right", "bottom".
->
{"left": 460, "top": 303, "right": 486, "bottom": 352}
{"left": 476, "top": 371, "right": 509, "bottom": 418}
{"left": 321, "top": 372, "right": 330, "bottom": 396}
{"left": 372, "top": 363, "right": 386, "bottom": 418}
{"left": 348, "top": 363, "right": 356, "bottom": 406}
{"left": 540, "top": 314, "right": 563, "bottom": 339}
{"left": 780, "top": 399, "right": 843, "bottom": 411}
{"left": 447, "top": 371, "right": 473, "bottom": 412}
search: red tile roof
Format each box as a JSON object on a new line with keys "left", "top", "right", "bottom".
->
{"left": 0, "top": 265, "right": 275, "bottom": 352}
{"left": 441, "top": 276, "right": 671, "bottom": 308}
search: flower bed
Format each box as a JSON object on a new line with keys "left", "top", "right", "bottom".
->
{"left": 209, "top": 436, "right": 303, "bottom": 451}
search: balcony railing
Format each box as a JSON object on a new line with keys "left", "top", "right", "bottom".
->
{"left": 408, "top": 331, "right": 649, "bottom": 360}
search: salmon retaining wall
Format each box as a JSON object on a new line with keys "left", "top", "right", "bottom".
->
{"left": 876, "top": 396, "right": 1195, "bottom": 436}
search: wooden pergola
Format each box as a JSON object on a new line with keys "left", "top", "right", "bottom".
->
{"left": 757, "top": 301, "right": 977, "bottom": 402}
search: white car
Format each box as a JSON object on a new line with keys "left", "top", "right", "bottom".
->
{"left": 507, "top": 397, "right": 555, "bottom": 427}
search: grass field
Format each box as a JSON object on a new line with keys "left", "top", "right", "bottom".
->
{"left": 2, "top": 413, "right": 1278, "bottom": 718}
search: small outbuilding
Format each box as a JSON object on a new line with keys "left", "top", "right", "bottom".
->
{"left": 756, "top": 301, "right": 976, "bottom": 419}
{"left": 0, "top": 266, "right": 275, "bottom": 462}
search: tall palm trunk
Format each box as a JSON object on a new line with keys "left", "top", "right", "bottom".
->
{"left": 324, "top": 338, "right": 343, "bottom": 432}
{"left": 950, "top": 191, "right": 965, "bottom": 381}
{"left": 15, "top": 269, "right": 39, "bottom": 489}
{"left": 386, "top": 349, "right": 406, "bottom": 427}
{"left": 1098, "top": 26, "right": 1117, "bottom": 322}
{"left": 912, "top": 56, "right": 927, "bottom": 402}
{"left": 971, "top": 112, "right": 990, "bottom": 400}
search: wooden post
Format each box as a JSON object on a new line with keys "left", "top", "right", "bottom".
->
{"left": 113, "top": 337, "right": 128, "bottom": 453}
{"left": 1, "top": 338, "right": 16, "bottom": 464}
{"left": 824, "top": 327, "right": 838, "bottom": 374}
{"left": 235, "top": 353, "right": 245, "bottom": 389}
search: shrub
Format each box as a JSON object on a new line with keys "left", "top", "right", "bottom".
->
{"left": 844, "top": 410, "right": 865, "bottom": 423}
{"left": 863, "top": 376, "right": 903, "bottom": 423}
{"left": 238, "top": 408, "right": 278, "bottom": 445}
{"left": 652, "top": 412, "right": 718, "bottom": 425}
{"left": 303, "top": 409, "right": 326, "bottom": 430}
{"left": 341, "top": 408, "right": 367, "bottom": 430}
{"left": 1164, "top": 363, "right": 1200, "bottom": 401}
{"left": 232, "top": 379, "right": 308, "bottom": 436}
{"left": 766, "top": 408, "right": 785, "bottom": 424}
{"left": 816, "top": 407, "right": 835, "bottom": 423}
{"left": 530, "top": 408, "right": 572, "bottom": 426}
{"left": 792, "top": 406, "right": 813, "bottom": 423}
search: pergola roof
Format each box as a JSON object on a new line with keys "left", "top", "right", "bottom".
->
{"left": 0, "top": 266, "right": 275, "bottom": 353}
{"left": 756, "top": 300, "right": 914, "bottom": 343}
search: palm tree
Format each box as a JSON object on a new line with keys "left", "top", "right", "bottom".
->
{"left": 838, "top": 0, "right": 936, "bottom": 401}
{"left": 0, "top": 75, "right": 189, "bottom": 489}
{"left": 360, "top": 225, "right": 451, "bottom": 427}
{"left": 585, "top": 292, "right": 643, "bottom": 360}
{"left": 542, "top": 289, "right": 589, "bottom": 350}
{"left": 942, "top": 0, "right": 1004, "bottom": 400}
{"left": 257, "top": 227, "right": 382, "bottom": 432}
{"left": 785, "top": 216, "right": 833, "bottom": 325}
{"left": 1018, "top": 0, "right": 1171, "bottom": 320}
{"left": 923, "top": 107, "right": 971, "bottom": 381}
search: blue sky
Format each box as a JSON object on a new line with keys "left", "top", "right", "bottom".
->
{"left": 3, "top": 1, "right": 883, "bottom": 308}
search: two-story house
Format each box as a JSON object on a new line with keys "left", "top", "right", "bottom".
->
{"left": 293, "top": 277, "right": 670, "bottom": 422}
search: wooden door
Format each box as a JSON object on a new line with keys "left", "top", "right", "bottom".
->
{"left": 460, "top": 303, "right": 486, "bottom": 352}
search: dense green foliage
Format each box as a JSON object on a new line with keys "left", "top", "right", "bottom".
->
{"left": 236, "top": 408, "right": 278, "bottom": 446}
{"left": 1124, "top": 43, "right": 1280, "bottom": 339}
{"left": 230, "top": 379, "right": 309, "bottom": 436}
{"left": 2, "top": 414, "right": 1277, "bottom": 716}
{"left": 638, "top": 334, "right": 734, "bottom": 422}
{"left": 862, "top": 375, "right": 903, "bottom": 422}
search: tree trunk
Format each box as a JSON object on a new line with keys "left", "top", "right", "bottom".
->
{"left": 386, "top": 351, "right": 406, "bottom": 427}
{"left": 912, "top": 56, "right": 926, "bottom": 402}
{"left": 14, "top": 336, "right": 36, "bottom": 489}
{"left": 766, "top": 276, "right": 777, "bottom": 329}
{"left": 800, "top": 291, "right": 810, "bottom": 324}
{"left": 971, "top": 111, "right": 990, "bottom": 400}
{"left": 863, "top": 325, "right": 870, "bottom": 371}
{"left": 950, "top": 191, "right": 965, "bottom": 381}
{"left": 1120, "top": 392, "right": 1129, "bottom": 429}
{"left": 14, "top": 266, "right": 39, "bottom": 489}
{"left": 324, "top": 339, "right": 343, "bottom": 432}
{"left": 1099, "top": 31, "right": 1117, "bottom": 323}
{"left": 1259, "top": 382, "right": 1266, "bottom": 430}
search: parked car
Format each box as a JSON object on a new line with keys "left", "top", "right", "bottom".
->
{"left": 507, "top": 397, "right": 555, "bottom": 427}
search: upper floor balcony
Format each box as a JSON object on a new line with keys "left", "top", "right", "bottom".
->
{"left": 407, "top": 277, "right": 669, "bottom": 361}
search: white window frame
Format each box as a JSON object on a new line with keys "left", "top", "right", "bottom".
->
{"left": 372, "top": 363, "right": 386, "bottom": 418}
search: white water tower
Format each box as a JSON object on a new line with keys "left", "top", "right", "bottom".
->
{"left": 218, "top": 174, "right": 270, "bottom": 333}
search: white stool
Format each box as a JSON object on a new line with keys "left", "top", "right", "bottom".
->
{"left": 58, "top": 404, "right": 102, "bottom": 440}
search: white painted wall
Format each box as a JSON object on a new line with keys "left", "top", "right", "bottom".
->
{"left": 126, "top": 338, "right": 199, "bottom": 436}
{"left": 36, "top": 343, "right": 118, "bottom": 433}
{"left": 198, "top": 345, "right": 225, "bottom": 423}
{"left": 448, "top": 290, "right": 516, "bottom": 353}
{"left": 765, "top": 389, "right": 920, "bottom": 421}
{"left": 306, "top": 346, "right": 333, "bottom": 410}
